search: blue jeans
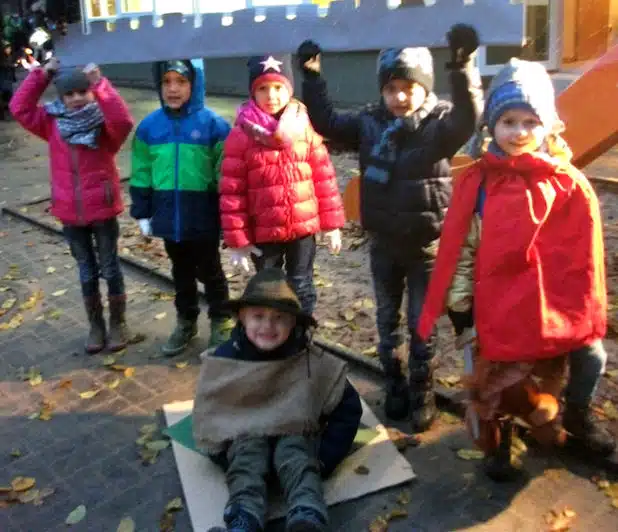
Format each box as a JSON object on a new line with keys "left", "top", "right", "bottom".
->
{"left": 253, "top": 235, "right": 317, "bottom": 315}
{"left": 565, "top": 340, "right": 607, "bottom": 407}
{"left": 63, "top": 218, "right": 125, "bottom": 298}
{"left": 369, "top": 237, "right": 436, "bottom": 369}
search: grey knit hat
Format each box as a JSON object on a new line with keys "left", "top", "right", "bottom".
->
{"left": 55, "top": 68, "right": 90, "bottom": 96}
{"left": 377, "top": 47, "right": 434, "bottom": 93}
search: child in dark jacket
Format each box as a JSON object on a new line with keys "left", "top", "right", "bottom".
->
{"left": 297, "top": 25, "right": 484, "bottom": 432}
{"left": 130, "top": 60, "right": 234, "bottom": 356}
{"left": 0, "top": 39, "right": 16, "bottom": 120}
{"left": 219, "top": 54, "right": 345, "bottom": 316}
{"left": 193, "top": 268, "right": 362, "bottom": 532}
{"left": 10, "top": 57, "right": 134, "bottom": 354}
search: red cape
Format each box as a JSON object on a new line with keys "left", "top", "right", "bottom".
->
{"left": 418, "top": 152, "right": 606, "bottom": 362}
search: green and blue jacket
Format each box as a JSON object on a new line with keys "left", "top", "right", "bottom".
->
{"left": 129, "top": 60, "right": 230, "bottom": 242}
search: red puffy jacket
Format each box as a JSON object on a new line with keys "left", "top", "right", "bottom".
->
{"left": 220, "top": 99, "right": 344, "bottom": 248}
{"left": 10, "top": 68, "right": 134, "bottom": 226}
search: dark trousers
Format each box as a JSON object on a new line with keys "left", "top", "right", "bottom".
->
{"left": 369, "top": 237, "right": 436, "bottom": 375}
{"left": 0, "top": 88, "right": 13, "bottom": 119}
{"left": 63, "top": 217, "right": 125, "bottom": 298}
{"left": 253, "top": 235, "right": 317, "bottom": 315}
{"left": 164, "top": 237, "right": 229, "bottom": 322}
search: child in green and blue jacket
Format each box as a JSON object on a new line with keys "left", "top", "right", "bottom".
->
{"left": 130, "top": 59, "right": 234, "bottom": 356}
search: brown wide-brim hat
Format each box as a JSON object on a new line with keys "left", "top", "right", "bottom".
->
{"left": 222, "top": 268, "right": 317, "bottom": 328}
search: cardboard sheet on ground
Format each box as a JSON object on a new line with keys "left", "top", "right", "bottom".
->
{"left": 163, "top": 398, "right": 415, "bottom": 531}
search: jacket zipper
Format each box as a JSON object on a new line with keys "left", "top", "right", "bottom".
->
{"left": 70, "top": 147, "right": 85, "bottom": 224}
{"left": 173, "top": 120, "right": 181, "bottom": 242}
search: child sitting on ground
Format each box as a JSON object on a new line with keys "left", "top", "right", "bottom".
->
{"left": 10, "top": 57, "right": 134, "bottom": 353}
{"left": 418, "top": 58, "right": 615, "bottom": 481}
{"left": 193, "top": 268, "right": 362, "bottom": 532}
{"left": 130, "top": 59, "right": 235, "bottom": 356}
{"left": 219, "top": 54, "right": 345, "bottom": 316}
{"left": 297, "top": 25, "right": 483, "bottom": 432}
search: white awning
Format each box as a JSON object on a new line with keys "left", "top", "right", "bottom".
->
{"left": 55, "top": 0, "right": 525, "bottom": 66}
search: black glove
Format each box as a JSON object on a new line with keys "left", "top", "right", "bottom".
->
{"left": 297, "top": 39, "right": 322, "bottom": 75}
{"left": 447, "top": 308, "right": 474, "bottom": 337}
{"left": 446, "top": 23, "right": 480, "bottom": 67}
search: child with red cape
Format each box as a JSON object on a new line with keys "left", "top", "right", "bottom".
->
{"left": 417, "top": 58, "right": 615, "bottom": 481}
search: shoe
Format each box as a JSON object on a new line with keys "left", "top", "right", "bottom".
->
{"left": 483, "top": 419, "right": 523, "bottom": 482}
{"left": 208, "top": 317, "right": 235, "bottom": 350}
{"left": 223, "top": 504, "right": 263, "bottom": 532}
{"left": 162, "top": 318, "right": 198, "bottom": 356}
{"left": 83, "top": 294, "right": 106, "bottom": 354}
{"left": 563, "top": 404, "right": 616, "bottom": 456}
{"left": 408, "top": 359, "right": 438, "bottom": 433}
{"left": 286, "top": 506, "right": 328, "bottom": 532}
{"left": 107, "top": 295, "right": 131, "bottom": 352}
{"left": 380, "top": 355, "right": 410, "bottom": 420}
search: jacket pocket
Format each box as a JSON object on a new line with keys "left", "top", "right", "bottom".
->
{"left": 103, "top": 181, "right": 113, "bottom": 207}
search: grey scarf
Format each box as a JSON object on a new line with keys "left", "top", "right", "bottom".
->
{"left": 44, "top": 99, "right": 104, "bottom": 149}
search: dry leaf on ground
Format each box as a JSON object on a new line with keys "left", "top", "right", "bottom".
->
{"left": 165, "top": 497, "right": 184, "bottom": 512}
{"left": 65, "top": 504, "right": 87, "bottom": 525}
{"left": 79, "top": 389, "right": 100, "bottom": 399}
{"left": 354, "top": 465, "right": 370, "bottom": 475}
{"left": 11, "top": 476, "right": 35, "bottom": 492}
{"left": 456, "top": 449, "right": 485, "bottom": 460}
{"left": 116, "top": 516, "right": 135, "bottom": 532}
{"left": 368, "top": 515, "right": 389, "bottom": 532}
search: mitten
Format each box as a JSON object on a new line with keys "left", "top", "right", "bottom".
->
{"left": 297, "top": 40, "right": 322, "bottom": 75}
{"left": 446, "top": 23, "right": 480, "bottom": 68}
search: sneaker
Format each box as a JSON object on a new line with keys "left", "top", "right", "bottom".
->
{"left": 286, "top": 506, "right": 328, "bottom": 532}
{"left": 208, "top": 317, "right": 235, "bottom": 350}
{"left": 563, "top": 405, "right": 616, "bottom": 456}
{"left": 223, "top": 504, "right": 263, "bottom": 532}
{"left": 162, "top": 318, "right": 197, "bottom": 356}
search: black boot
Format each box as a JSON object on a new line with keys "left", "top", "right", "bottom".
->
{"left": 380, "top": 353, "right": 410, "bottom": 421}
{"left": 483, "top": 418, "right": 523, "bottom": 482}
{"left": 408, "top": 359, "right": 438, "bottom": 433}
{"left": 83, "top": 294, "right": 106, "bottom": 354}
{"left": 108, "top": 295, "right": 131, "bottom": 352}
{"left": 563, "top": 404, "right": 616, "bottom": 456}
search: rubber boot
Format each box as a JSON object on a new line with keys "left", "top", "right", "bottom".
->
{"left": 83, "top": 294, "right": 106, "bottom": 354}
{"left": 162, "top": 317, "right": 198, "bottom": 356}
{"left": 563, "top": 404, "right": 616, "bottom": 457}
{"left": 483, "top": 418, "right": 523, "bottom": 482}
{"left": 380, "top": 352, "right": 410, "bottom": 421}
{"left": 408, "top": 358, "right": 438, "bottom": 433}
{"left": 107, "top": 295, "right": 131, "bottom": 352}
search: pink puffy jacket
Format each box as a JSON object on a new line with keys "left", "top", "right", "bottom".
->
{"left": 10, "top": 68, "right": 134, "bottom": 225}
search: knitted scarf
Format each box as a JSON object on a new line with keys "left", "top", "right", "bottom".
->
{"left": 364, "top": 92, "right": 438, "bottom": 184}
{"left": 44, "top": 99, "right": 104, "bottom": 149}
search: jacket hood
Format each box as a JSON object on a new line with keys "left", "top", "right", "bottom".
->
{"left": 152, "top": 59, "right": 205, "bottom": 115}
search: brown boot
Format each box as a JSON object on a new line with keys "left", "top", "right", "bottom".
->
{"left": 107, "top": 295, "right": 131, "bottom": 352}
{"left": 83, "top": 294, "right": 106, "bottom": 354}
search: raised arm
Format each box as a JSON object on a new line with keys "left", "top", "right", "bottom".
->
{"left": 9, "top": 67, "right": 52, "bottom": 140}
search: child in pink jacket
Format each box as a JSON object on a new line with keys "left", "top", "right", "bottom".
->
{"left": 10, "top": 57, "right": 135, "bottom": 354}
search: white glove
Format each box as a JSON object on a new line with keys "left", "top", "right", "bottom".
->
{"left": 230, "top": 245, "right": 262, "bottom": 272}
{"left": 138, "top": 219, "right": 152, "bottom": 237}
{"left": 323, "top": 229, "right": 342, "bottom": 254}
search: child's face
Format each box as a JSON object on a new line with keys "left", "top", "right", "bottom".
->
{"left": 239, "top": 306, "right": 296, "bottom": 351}
{"left": 162, "top": 71, "right": 191, "bottom": 110}
{"left": 494, "top": 108, "right": 545, "bottom": 156}
{"left": 62, "top": 89, "right": 95, "bottom": 111}
{"left": 382, "top": 79, "right": 426, "bottom": 118}
{"left": 253, "top": 81, "right": 291, "bottom": 115}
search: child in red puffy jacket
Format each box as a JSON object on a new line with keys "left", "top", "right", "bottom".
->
{"left": 219, "top": 54, "right": 344, "bottom": 315}
{"left": 10, "top": 58, "right": 134, "bottom": 354}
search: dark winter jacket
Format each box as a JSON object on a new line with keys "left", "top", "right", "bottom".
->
{"left": 129, "top": 60, "right": 230, "bottom": 242}
{"left": 302, "top": 63, "right": 483, "bottom": 260}
{"left": 209, "top": 325, "right": 363, "bottom": 478}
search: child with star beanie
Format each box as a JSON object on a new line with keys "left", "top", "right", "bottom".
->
{"left": 219, "top": 54, "right": 345, "bottom": 317}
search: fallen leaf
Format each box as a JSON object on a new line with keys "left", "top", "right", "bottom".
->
{"left": 546, "top": 507, "right": 577, "bottom": 531}
{"left": 1, "top": 297, "right": 16, "bottom": 310}
{"left": 107, "top": 378, "right": 121, "bottom": 389}
{"left": 139, "top": 423, "right": 158, "bottom": 435}
{"left": 46, "top": 309, "right": 62, "bottom": 320}
{"left": 603, "top": 401, "right": 618, "bottom": 420}
{"left": 159, "top": 510, "right": 175, "bottom": 532}
{"left": 45, "top": 266, "right": 56, "bottom": 274}
{"left": 38, "top": 408, "right": 53, "bottom": 421}
{"left": 17, "top": 488, "right": 40, "bottom": 503}
{"left": 341, "top": 309, "right": 356, "bottom": 322}
{"left": 139, "top": 448, "right": 159, "bottom": 465}
{"left": 362, "top": 298, "right": 375, "bottom": 309}
{"left": 606, "top": 369, "right": 618, "bottom": 379}
{"left": 32, "top": 487, "right": 55, "bottom": 506}
{"left": 11, "top": 476, "right": 36, "bottom": 492}
{"left": 19, "top": 290, "right": 42, "bottom": 310}
{"left": 368, "top": 515, "right": 389, "bottom": 532}
{"left": 135, "top": 434, "right": 152, "bottom": 446}
{"left": 57, "top": 378, "right": 73, "bottom": 390}
{"left": 146, "top": 440, "right": 170, "bottom": 452}
{"left": 28, "top": 374, "right": 43, "bottom": 387}
{"left": 0, "top": 313, "right": 24, "bottom": 330}
{"left": 361, "top": 346, "right": 378, "bottom": 357}
{"left": 51, "top": 289, "right": 67, "bottom": 297}
{"left": 123, "top": 367, "right": 135, "bottom": 378}
{"left": 116, "top": 516, "right": 136, "bottom": 532}
{"left": 456, "top": 449, "right": 485, "bottom": 461}
{"left": 10, "top": 449, "right": 21, "bottom": 458}
{"left": 155, "top": 312, "right": 167, "bottom": 320}
{"left": 396, "top": 490, "right": 410, "bottom": 505}
{"left": 165, "top": 497, "right": 184, "bottom": 512}
{"left": 322, "top": 320, "right": 340, "bottom": 330}
{"left": 437, "top": 374, "right": 461, "bottom": 387}
{"left": 79, "top": 389, "right": 100, "bottom": 399}
{"left": 65, "top": 504, "right": 87, "bottom": 525}
{"left": 387, "top": 507, "right": 408, "bottom": 520}
{"left": 175, "top": 361, "right": 189, "bottom": 369}
{"left": 110, "top": 364, "right": 128, "bottom": 371}
{"left": 354, "top": 465, "right": 370, "bottom": 475}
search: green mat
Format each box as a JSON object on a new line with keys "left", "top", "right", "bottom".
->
{"left": 163, "top": 414, "right": 379, "bottom": 457}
